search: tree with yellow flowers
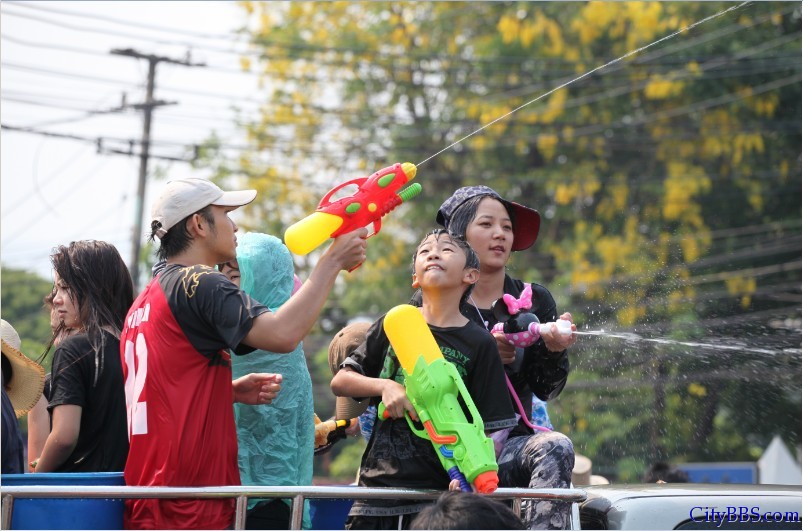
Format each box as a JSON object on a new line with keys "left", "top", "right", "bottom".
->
{"left": 205, "top": 1, "right": 800, "bottom": 482}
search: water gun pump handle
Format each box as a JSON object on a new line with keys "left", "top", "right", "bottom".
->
{"left": 319, "top": 177, "right": 368, "bottom": 207}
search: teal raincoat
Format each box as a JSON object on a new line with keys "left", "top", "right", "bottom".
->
{"left": 231, "top": 233, "right": 313, "bottom": 528}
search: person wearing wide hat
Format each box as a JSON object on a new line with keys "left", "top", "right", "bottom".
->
{"left": 1, "top": 318, "right": 46, "bottom": 473}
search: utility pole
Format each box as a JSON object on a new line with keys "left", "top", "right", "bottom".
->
{"left": 110, "top": 48, "right": 205, "bottom": 288}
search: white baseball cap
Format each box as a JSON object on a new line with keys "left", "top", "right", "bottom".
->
{"left": 150, "top": 178, "right": 257, "bottom": 239}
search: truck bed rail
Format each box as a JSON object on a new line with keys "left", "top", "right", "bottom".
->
{"left": 1, "top": 485, "right": 587, "bottom": 529}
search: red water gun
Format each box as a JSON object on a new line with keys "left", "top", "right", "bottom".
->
{"left": 284, "top": 162, "right": 420, "bottom": 256}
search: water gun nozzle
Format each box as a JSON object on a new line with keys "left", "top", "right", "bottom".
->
{"left": 474, "top": 470, "right": 499, "bottom": 494}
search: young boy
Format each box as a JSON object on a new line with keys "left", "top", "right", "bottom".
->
{"left": 331, "top": 229, "right": 517, "bottom": 530}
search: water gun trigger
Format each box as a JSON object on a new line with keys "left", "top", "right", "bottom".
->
{"left": 352, "top": 218, "right": 382, "bottom": 244}
{"left": 378, "top": 402, "right": 389, "bottom": 419}
{"left": 369, "top": 218, "right": 382, "bottom": 239}
{"left": 377, "top": 402, "right": 426, "bottom": 443}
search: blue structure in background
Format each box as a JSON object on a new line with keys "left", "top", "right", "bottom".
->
{"left": 310, "top": 498, "right": 353, "bottom": 530}
{"left": 679, "top": 462, "right": 758, "bottom": 484}
{"left": 1, "top": 472, "right": 125, "bottom": 529}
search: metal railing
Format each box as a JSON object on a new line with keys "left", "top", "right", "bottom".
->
{"left": 0, "top": 485, "right": 587, "bottom": 530}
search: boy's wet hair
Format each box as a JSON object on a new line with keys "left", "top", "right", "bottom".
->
{"left": 411, "top": 229, "right": 480, "bottom": 272}
{"left": 411, "top": 229, "right": 480, "bottom": 305}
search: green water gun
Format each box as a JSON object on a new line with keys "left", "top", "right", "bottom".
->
{"left": 379, "top": 304, "right": 499, "bottom": 493}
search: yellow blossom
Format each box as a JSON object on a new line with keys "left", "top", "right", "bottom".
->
{"left": 555, "top": 182, "right": 578, "bottom": 205}
{"left": 537, "top": 134, "right": 559, "bottom": 161}
{"left": 688, "top": 383, "right": 707, "bottom": 397}
{"left": 497, "top": 15, "right": 519, "bottom": 44}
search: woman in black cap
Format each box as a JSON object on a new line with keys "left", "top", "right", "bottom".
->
{"left": 434, "top": 185, "right": 576, "bottom": 530}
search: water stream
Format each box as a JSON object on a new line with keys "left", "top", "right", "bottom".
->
{"left": 570, "top": 329, "right": 801, "bottom": 357}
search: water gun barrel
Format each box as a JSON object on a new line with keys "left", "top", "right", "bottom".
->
{"left": 284, "top": 163, "right": 418, "bottom": 256}
{"left": 539, "top": 318, "right": 573, "bottom": 337}
{"left": 284, "top": 212, "right": 345, "bottom": 256}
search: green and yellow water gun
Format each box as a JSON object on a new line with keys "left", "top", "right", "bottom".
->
{"left": 380, "top": 304, "right": 499, "bottom": 493}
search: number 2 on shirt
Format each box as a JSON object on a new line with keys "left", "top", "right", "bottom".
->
{"left": 123, "top": 304, "right": 150, "bottom": 437}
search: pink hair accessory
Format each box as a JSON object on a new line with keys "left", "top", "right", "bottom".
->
{"left": 501, "top": 283, "right": 532, "bottom": 314}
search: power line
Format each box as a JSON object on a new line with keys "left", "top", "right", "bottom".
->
{"left": 0, "top": 124, "right": 196, "bottom": 162}
{"left": 566, "top": 237, "right": 802, "bottom": 295}
{"left": 5, "top": 121, "right": 798, "bottom": 208}
{"left": 3, "top": 1, "right": 798, "bottom": 73}
{"left": 0, "top": 6, "right": 240, "bottom": 57}
{"left": 7, "top": 1, "right": 242, "bottom": 42}
{"left": 1, "top": 156, "right": 114, "bottom": 247}
{"left": 3, "top": 10, "right": 797, "bottom": 179}
{"left": 3, "top": 61, "right": 143, "bottom": 87}
{"left": 488, "top": 72, "right": 802, "bottom": 149}
{"left": 3, "top": 22, "right": 798, "bottom": 132}
{"left": 4, "top": 27, "right": 799, "bottom": 88}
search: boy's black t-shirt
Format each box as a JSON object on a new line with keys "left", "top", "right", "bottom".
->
{"left": 343, "top": 314, "right": 517, "bottom": 517}
{"left": 47, "top": 330, "right": 129, "bottom": 472}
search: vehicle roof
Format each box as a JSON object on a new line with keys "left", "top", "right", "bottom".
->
{"left": 579, "top": 483, "right": 802, "bottom": 530}
{"left": 583, "top": 483, "right": 801, "bottom": 499}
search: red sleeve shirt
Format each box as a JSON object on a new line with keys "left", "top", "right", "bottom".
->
{"left": 120, "top": 264, "right": 268, "bottom": 530}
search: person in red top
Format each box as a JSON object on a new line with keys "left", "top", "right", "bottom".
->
{"left": 121, "top": 178, "right": 367, "bottom": 530}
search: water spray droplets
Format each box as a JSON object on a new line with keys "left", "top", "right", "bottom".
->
{"left": 573, "top": 328, "right": 800, "bottom": 357}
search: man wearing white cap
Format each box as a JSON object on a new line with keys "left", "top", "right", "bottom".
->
{"left": 120, "top": 178, "right": 367, "bottom": 530}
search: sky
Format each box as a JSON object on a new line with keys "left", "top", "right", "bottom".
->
{"left": 1, "top": 1, "right": 263, "bottom": 281}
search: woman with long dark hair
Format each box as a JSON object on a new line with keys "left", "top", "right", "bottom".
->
{"left": 31, "top": 240, "right": 134, "bottom": 473}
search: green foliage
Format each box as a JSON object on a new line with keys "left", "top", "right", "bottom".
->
{"left": 1, "top": 267, "right": 54, "bottom": 370}
{"left": 309, "top": 339, "right": 338, "bottom": 418}
{"left": 329, "top": 438, "right": 366, "bottom": 481}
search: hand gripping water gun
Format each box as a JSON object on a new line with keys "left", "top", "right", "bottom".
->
{"left": 490, "top": 284, "right": 572, "bottom": 348}
{"left": 313, "top": 413, "right": 357, "bottom": 455}
{"left": 284, "top": 162, "right": 421, "bottom": 256}
{"left": 380, "top": 304, "right": 499, "bottom": 494}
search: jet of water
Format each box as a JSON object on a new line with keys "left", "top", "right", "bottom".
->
{"left": 571, "top": 329, "right": 800, "bottom": 357}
